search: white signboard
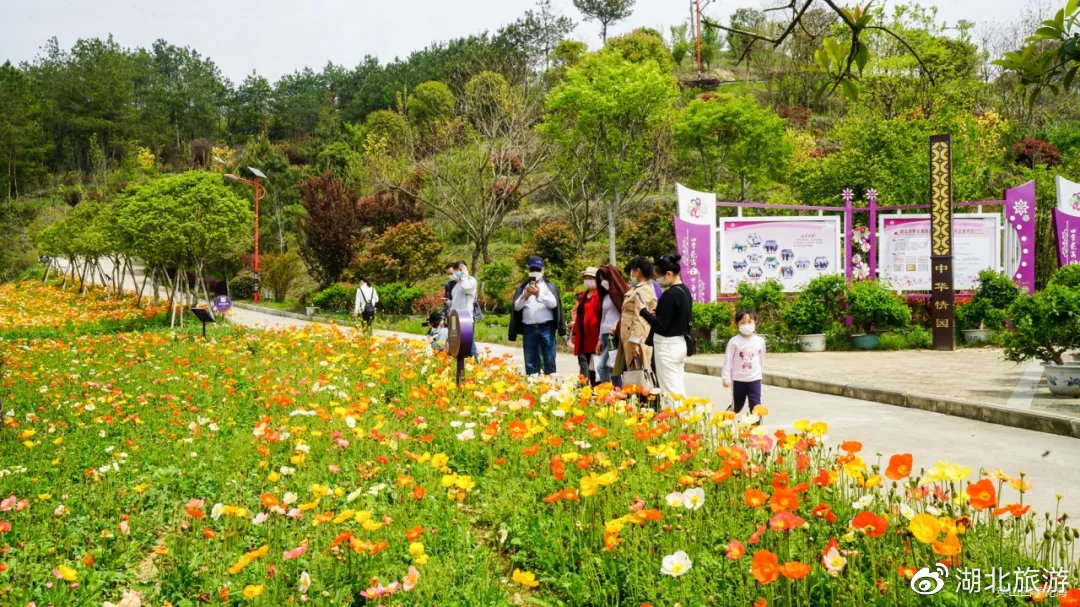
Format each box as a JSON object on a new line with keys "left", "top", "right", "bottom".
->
{"left": 717, "top": 217, "right": 842, "bottom": 293}
{"left": 878, "top": 214, "right": 1001, "bottom": 290}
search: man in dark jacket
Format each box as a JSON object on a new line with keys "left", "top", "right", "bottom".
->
{"left": 508, "top": 256, "right": 565, "bottom": 375}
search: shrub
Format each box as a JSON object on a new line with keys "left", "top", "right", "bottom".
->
{"left": 378, "top": 282, "right": 425, "bottom": 315}
{"left": 410, "top": 293, "right": 442, "bottom": 316}
{"left": 230, "top": 272, "right": 256, "bottom": 300}
{"left": 1050, "top": 264, "right": 1080, "bottom": 289}
{"left": 1011, "top": 137, "right": 1062, "bottom": 168}
{"left": 262, "top": 250, "right": 307, "bottom": 303}
{"left": 352, "top": 221, "right": 443, "bottom": 286}
{"left": 735, "top": 279, "right": 786, "bottom": 328}
{"left": 312, "top": 282, "right": 355, "bottom": 312}
{"left": 847, "top": 280, "right": 910, "bottom": 334}
{"left": 516, "top": 220, "right": 578, "bottom": 279}
{"left": 692, "top": 301, "right": 734, "bottom": 346}
{"left": 783, "top": 295, "right": 829, "bottom": 335}
{"left": 801, "top": 274, "right": 848, "bottom": 321}
{"left": 957, "top": 270, "right": 1019, "bottom": 331}
{"left": 617, "top": 203, "right": 675, "bottom": 263}
{"left": 480, "top": 261, "right": 514, "bottom": 312}
{"left": 1003, "top": 283, "right": 1080, "bottom": 365}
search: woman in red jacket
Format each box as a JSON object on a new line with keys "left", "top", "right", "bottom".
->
{"left": 570, "top": 267, "right": 602, "bottom": 385}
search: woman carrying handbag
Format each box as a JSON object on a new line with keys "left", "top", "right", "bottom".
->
{"left": 613, "top": 257, "right": 658, "bottom": 397}
{"left": 638, "top": 255, "right": 693, "bottom": 409}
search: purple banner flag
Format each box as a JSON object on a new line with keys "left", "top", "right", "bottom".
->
{"left": 674, "top": 215, "right": 713, "bottom": 303}
{"left": 1004, "top": 181, "right": 1037, "bottom": 294}
{"left": 1056, "top": 176, "right": 1080, "bottom": 267}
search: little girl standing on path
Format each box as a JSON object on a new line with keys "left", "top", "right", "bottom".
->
{"left": 722, "top": 311, "right": 766, "bottom": 417}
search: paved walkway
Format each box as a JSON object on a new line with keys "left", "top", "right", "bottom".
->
{"left": 692, "top": 349, "right": 1080, "bottom": 419}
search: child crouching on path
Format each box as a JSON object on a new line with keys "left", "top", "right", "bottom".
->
{"left": 721, "top": 310, "right": 766, "bottom": 415}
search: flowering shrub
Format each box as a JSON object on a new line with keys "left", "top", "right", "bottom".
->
{"left": 0, "top": 286, "right": 1076, "bottom": 605}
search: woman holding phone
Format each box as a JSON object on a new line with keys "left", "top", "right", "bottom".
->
{"left": 638, "top": 254, "right": 692, "bottom": 406}
{"left": 613, "top": 256, "right": 657, "bottom": 387}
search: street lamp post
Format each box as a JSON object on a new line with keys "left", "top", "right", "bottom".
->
{"left": 224, "top": 167, "right": 268, "bottom": 302}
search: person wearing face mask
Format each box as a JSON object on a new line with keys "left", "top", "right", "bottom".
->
{"left": 613, "top": 256, "right": 657, "bottom": 386}
{"left": 722, "top": 310, "right": 766, "bottom": 418}
{"left": 594, "top": 265, "right": 629, "bottom": 387}
{"left": 637, "top": 254, "right": 693, "bottom": 407}
{"left": 508, "top": 256, "right": 565, "bottom": 375}
{"left": 570, "top": 267, "right": 602, "bottom": 385}
{"left": 448, "top": 260, "right": 479, "bottom": 358}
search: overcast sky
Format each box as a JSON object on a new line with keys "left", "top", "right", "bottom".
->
{"left": 0, "top": 0, "right": 1038, "bottom": 83}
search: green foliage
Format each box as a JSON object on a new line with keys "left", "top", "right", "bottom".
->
{"left": 615, "top": 203, "right": 675, "bottom": 264}
{"left": 358, "top": 109, "right": 410, "bottom": 157}
{"left": 516, "top": 220, "right": 578, "bottom": 284}
{"left": 311, "top": 282, "right": 355, "bottom": 312}
{"left": 377, "top": 282, "right": 426, "bottom": 315}
{"left": 783, "top": 295, "right": 829, "bottom": 335}
{"left": 352, "top": 221, "right": 444, "bottom": 286}
{"left": 957, "top": 269, "right": 1020, "bottom": 330}
{"left": 261, "top": 249, "right": 306, "bottom": 303}
{"left": 993, "top": 0, "right": 1080, "bottom": 106}
{"left": 674, "top": 94, "right": 793, "bottom": 200}
{"left": 877, "top": 326, "right": 932, "bottom": 350}
{"left": 735, "top": 279, "right": 786, "bottom": 327}
{"left": 230, "top": 272, "right": 256, "bottom": 300}
{"left": 479, "top": 261, "right": 514, "bottom": 304}
{"left": 801, "top": 274, "right": 849, "bottom": 321}
{"left": 1004, "top": 282, "right": 1080, "bottom": 365}
{"left": 603, "top": 28, "right": 676, "bottom": 72}
{"left": 406, "top": 81, "right": 455, "bottom": 127}
{"left": 463, "top": 71, "right": 511, "bottom": 125}
{"left": 573, "top": 0, "right": 635, "bottom": 43}
{"left": 1050, "top": 263, "right": 1080, "bottom": 289}
{"left": 847, "top": 280, "right": 910, "bottom": 334}
{"left": 692, "top": 301, "right": 734, "bottom": 332}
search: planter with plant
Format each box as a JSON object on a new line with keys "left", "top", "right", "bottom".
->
{"left": 957, "top": 269, "right": 1018, "bottom": 344}
{"left": 846, "top": 280, "right": 911, "bottom": 350}
{"left": 783, "top": 294, "right": 829, "bottom": 352}
{"left": 1004, "top": 281, "right": 1080, "bottom": 396}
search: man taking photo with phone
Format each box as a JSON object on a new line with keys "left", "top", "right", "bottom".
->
{"left": 508, "top": 256, "right": 564, "bottom": 375}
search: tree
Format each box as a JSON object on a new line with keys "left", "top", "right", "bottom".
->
{"left": 604, "top": 28, "right": 677, "bottom": 71}
{"left": 616, "top": 202, "right": 676, "bottom": 263}
{"left": 297, "top": 173, "right": 361, "bottom": 286}
{"left": 374, "top": 73, "right": 552, "bottom": 270}
{"left": 498, "top": 0, "right": 577, "bottom": 73}
{"left": 994, "top": 0, "right": 1080, "bottom": 106}
{"left": 269, "top": 68, "right": 329, "bottom": 141}
{"left": 0, "top": 62, "right": 49, "bottom": 200}
{"left": 674, "top": 94, "right": 793, "bottom": 200}
{"left": 262, "top": 249, "right": 306, "bottom": 302}
{"left": 353, "top": 221, "right": 443, "bottom": 286}
{"left": 406, "top": 81, "right": 456, "bottom": 128}
{"left": 573, "top": 0, "right": 636, "bottom": 44}
{"left": 226, "top": 72, "right": 272, "bottom": 141}
{"left": 540, "top": 52, "right": 677, "bottom": 265}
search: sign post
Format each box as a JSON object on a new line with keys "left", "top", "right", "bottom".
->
{"left": 929, "top": 135, "right": 955, "bottom": 351}
{"left": 212, "top": 295, "right": 232, "bottom": 314}
{"left": 446, "top": 308, "right": 474, "bottom": 386}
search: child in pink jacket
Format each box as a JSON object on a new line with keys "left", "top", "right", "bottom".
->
{"left": 722, "top": 311, "right": 766, "bottom": 414}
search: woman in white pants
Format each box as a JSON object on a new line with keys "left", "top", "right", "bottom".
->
{"left": 637, "top": 254, "right": 692, "bottom": 407}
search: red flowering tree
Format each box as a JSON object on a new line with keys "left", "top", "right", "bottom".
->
{"left": 297, "top": 172, "right": 361, "bottom": 286}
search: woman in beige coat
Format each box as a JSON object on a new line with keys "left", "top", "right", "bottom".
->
{"left": 613, "top": 257, "right": 658, "bottom": 378}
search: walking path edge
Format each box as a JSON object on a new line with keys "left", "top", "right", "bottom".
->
{"left": 232, "top": 302, "right": 1080, "bottom": 439}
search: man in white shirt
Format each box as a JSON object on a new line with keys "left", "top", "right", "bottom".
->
{"left": 448, "top": 261, "right": 478, "bottom": 358}
{"left": 509, "top": 256, "right": 564, "bottom": 375}
{"left": 352, "top": 276, "right": 379, "bottom": 329}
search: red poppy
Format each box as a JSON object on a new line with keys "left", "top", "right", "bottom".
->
{"left": 851, "top": 511, "right": 888, "bottom": 537}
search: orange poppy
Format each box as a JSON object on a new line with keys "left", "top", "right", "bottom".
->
{"left": 812, "top": 468, "right": 832, "bottom": 487}
{"left": 769, "top": 489, "right": 799, "bottom": 513}
{"left": 885, "top": 453, "right": 913, "bottom": 480}
{"left": 840, "top": 440, "right": 863, "bottom": 453}
{"left": 753, "top": 599, "right": 767, "bottom": 607}
{"left": 965, "top": 479, "right": 997, "bottom": 511}
{"left": 932, "top": 532, "right": 961, "bottom": 556}
{"left": 405, "top": 525, "right": 424, "bottom": 541}
{"left": 779, "top": 561, "right": 812, "bottom": 580}
{"left": 744, "top": 488, "right": 767, "bottom": 508}
{"left": 259, "top": 493, "right": 279, "bottom": 509}
{"left": 751, "top": 550, "right": 780, "bottom": 585}
{"left": 412, "top": 486, "right": 426, "bottom": 500}
{"left": 769, "top": 511, "right": 805, "bottom": 532}
{"left": 851, "top": 511, "right": 888, "bottom": 537}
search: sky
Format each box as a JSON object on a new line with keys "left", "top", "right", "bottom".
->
{"left": 0, "top": 0, "right": 1037, "bottom": 83}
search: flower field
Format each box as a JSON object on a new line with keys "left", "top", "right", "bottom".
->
{"left": 0, "top": 287, "right": 1078, "bottom": 606}
{"left": 0, "top": 281, "right": 167, "bottom": 340}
